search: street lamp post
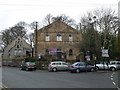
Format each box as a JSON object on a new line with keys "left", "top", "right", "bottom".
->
{"left": 35, "top": 22, "right": 38, "bottom": 57}
{"left": 88, "top": 16, "right": 97, "bottom": 71}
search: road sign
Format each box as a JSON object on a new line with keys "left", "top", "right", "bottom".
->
{"left": 85, "top": 56, "right": 90, "bottom": 61}
{"left": 102, "top": 49, "right": 109, "bottom": 57}
{"left": 38, "top": 53, "right": 41, "bottom": 58}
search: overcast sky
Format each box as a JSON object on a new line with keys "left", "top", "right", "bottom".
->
{"left": 0, "top": 0, "right": 119, "bottom": 32}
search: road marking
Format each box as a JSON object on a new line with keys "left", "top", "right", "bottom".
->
{"left": 0, "top": 82, "right": 8, "bottom": 90}
{"left": 110, "top": 72, "right": 120, "bottom": 90}
{"left": 111, "top": 78, "right": 113, "bottom": 80}
{"left": 117, "top": 87, "right": 120, "bottom": 90}
{"left": 113, "top": 82, "right": 116, "bottom": 86}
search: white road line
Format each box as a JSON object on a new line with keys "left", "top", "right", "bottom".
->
{"left": 110, "top": 72, "right": 120, "bottom": 90}
{"left": 0, "top": 82, "right": 8, "bottom": 89}
{"left": 2, "top": 84, "right": 8, "bottom": 88}
{"left": 117, "top": 87, "right": 120, "bottom": 90}
{"left": 111, "top": 78, "right": 113, "bottom": 80}
{"left": 113, "top": 82, "right": 116, "bottom": 86}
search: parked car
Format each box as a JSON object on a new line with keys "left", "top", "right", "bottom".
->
{"left": 96, "top": 61, "right": 120, "bottom": 71}
{"left": 20, "top": 62, "right": 37, "bottom": 71}
{"left": 68, "top": 62, "right": 95, "bottom": 73}
{"left": 48, "top": 61, "right": 69, "bottom": 72}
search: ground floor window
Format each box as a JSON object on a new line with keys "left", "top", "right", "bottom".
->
{"left": 69, "top": 49, "right": 73, "bottom": 56}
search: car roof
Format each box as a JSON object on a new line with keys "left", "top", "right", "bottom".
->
{"left": 110, "top": 61, "right": 120, "bottom": 62}
{"left": 51, "top": 61, "right": 66, "bottom": 63}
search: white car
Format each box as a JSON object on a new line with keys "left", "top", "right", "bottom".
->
{"left": 96, "top": 61, "right": 120, "bottom": 71}
{"left": 48, "top": 61, "right": 69, "bottom": 72}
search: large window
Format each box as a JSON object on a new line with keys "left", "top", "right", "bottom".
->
{"left": 45, "top": 34, "right": 50, "bottom": 41}
{"left": 69, "top": 35, "right": 73, "bottom": 41}
{"left": 56, "top": 35, "right": 62, "bottom": 41}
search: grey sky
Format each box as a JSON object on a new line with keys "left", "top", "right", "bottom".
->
{"left": 0, "top": 0, "right": 119, "bottom": 31}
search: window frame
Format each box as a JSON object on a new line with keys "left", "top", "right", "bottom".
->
{"left": 56, "top": 34, "right": 62, "bottom": 41}
{"left": 69, "top": 34, "right": 73, "bottom": 41}
{"left": 45, "top": 34, "right": 50, "bottom": 41}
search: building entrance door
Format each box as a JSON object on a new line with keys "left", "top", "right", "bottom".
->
{"left": 57, "top": 49, "right": 62, "bottom": 59}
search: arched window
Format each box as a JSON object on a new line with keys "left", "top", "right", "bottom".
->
{"left": 45, "top": 34, "right": 50, "bottom": 41}
{"left": 69, "top": 34, "right": 73, "bottom": 41}
{"left": 69, "top": 49, "right": 73, "bottom": 56}
{"left": 56, "top": 34, "right": 62, "bottom": 41}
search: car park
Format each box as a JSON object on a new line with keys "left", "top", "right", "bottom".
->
{"left": 20, "top": 62, "right": 37, "bottom": 71}
{"left": 68, "top": 62, "right": 95, "bottom": 73}
{"left": 96, "top": 61, "right": 120, "bottom": 71}
{"left": 48, "top": 61, "right": 69, "bottom": 72}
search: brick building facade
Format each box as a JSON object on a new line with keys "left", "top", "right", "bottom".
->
{"left": 35, "top": 21, "right": 82, "bottom": 61}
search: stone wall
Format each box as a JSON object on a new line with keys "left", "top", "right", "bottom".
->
{"left": 35, "top": 21, "right": 82, "bottom": 60}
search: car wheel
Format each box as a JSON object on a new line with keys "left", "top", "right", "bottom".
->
{"left": 110, "top": 67, "right": 116, "bottom": 71}
{"left": 96, "top": 67, "right": 99, "bottom": 71}
{"left": 76, "top": 68, "right": 80, "bottom": 73}
{"left": 20, "top": 68, "right": 22, "bottom": 70}
{"left": 52, "top": 68, "right": 57, "bottom": 72}
{"left": 91, "top": 68, "right": 95, "bottom": 72}
{"left": 26, "top": 68, "right": 29, "bottom": 71}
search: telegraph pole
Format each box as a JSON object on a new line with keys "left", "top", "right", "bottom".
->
{"left": 35, "top": 22, "right": 38, "bottom": 57}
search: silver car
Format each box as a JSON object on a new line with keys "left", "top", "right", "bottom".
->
{"left": 96, "top": 61, "right": 120, "bottom": 71}
{"left": 48, "top": 61, "right": 69, "bottom": 72}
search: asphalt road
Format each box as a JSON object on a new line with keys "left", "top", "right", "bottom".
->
{"left": 2, "top": 67, "right": 119, "bottom": 89}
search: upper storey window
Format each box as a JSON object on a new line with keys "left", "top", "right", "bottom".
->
{"left": 45, "top": 34, "right": 50, "bottom": 41}
{"left": 56, "top": 35, "right": 62, "bottom": 41}
{"left": 69, "top": 35, "right": 73, "bottom": 41}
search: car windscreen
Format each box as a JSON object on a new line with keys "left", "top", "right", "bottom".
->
{"left": 26, "top": 62, "right": 36, "bottom": 65}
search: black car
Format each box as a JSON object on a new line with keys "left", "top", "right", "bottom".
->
{"left": 20, "top": 62, "right": 37, "bottom": 71}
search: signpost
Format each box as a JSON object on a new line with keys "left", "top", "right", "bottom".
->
{"left": 102, "top": 49, "right": 109, "bottom": 57}
{"left": 102, "top": 49, "right": 109, "bottom": 71}
{"left": 85, "top": 56, "right": 90, "bottom": 61}
{"left": 38, "top": 53, "right": 41, "bottom": 59}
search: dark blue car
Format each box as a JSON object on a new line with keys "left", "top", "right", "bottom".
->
{"left": 68, "top": 62, "right": 95, "bottom": 73}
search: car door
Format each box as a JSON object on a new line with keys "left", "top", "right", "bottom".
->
{"left": 56, "top": 62, "right": 62, "bottom": 70}
{"left": 117, "top": 61, "right": 120, "bottom": 69}
{"left": 62, "top": 62, "right": 68, "bottom": 70}
{"left": 79, "top": 63, "right": 86, "bottom": 71}
{"left": 85, "top": 63, "right": 91, "bottom": 71}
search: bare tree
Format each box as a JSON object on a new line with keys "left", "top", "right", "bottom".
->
{"left": 2, "top": 23, "right": 27, "bottom": 46}
{"left": 52, "top": 14, "right": 75, "bottom": 26}
{"left": 15, "top": 21, "right": 28, "bottom": 27}
{"left": 44, "top": 14, "right": 53, "bottom": 25}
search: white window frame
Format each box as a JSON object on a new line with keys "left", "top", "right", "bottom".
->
{"left": 57, "top": 35, "right": 62, "bottom": 41}
{"left": 14, "top": 50, "right": 17, "bottom": 55}
{"left": 18, "top": 49, "right": 22, "bottom": 55}
{"left": 46, "top": 35, "right": 50, "bottom": 41}
{"left": 69, "top": 35, "right": 73, "bottom": 41}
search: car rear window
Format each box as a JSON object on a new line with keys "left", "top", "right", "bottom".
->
{"left": 117, "top": 62, "right": 120, "bottom": 64}
{"left": 110, "top": 62, "right": 116, "bottom": 64}
{"left": 62, "top": 63, "right": 68, "bottom": 65}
